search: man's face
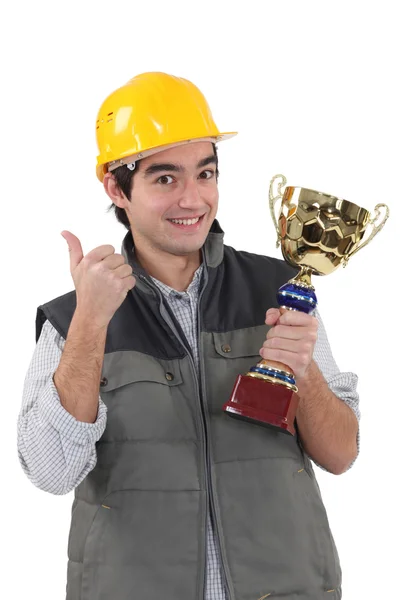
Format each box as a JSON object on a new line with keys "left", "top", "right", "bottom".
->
{"left": 122, "top": 142, "right": 219, "bottom": 257}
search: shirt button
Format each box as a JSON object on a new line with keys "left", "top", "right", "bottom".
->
{"left": 221, "top": 344, "right": 231, "bottom": 353}
{"left": 165, "top": 372, "right": 174, "bottom": 382}
{"left": 100, "top": 377, "right": 108, "bottom": 387}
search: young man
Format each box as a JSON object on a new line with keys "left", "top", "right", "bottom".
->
{"left": 18, "top": 72, "right": 360, "bottom": 600}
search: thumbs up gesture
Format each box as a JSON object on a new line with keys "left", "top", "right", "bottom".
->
{"left": 61, "top": 231, "right": 136, "bottom": 329}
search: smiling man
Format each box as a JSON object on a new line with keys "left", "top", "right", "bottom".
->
{"left": 18, "top": 72, "right": 360, "bottom": 600}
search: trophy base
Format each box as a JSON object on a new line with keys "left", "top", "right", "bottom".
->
{"left": 223, "top": 374, "right": 299, "bottom": 436}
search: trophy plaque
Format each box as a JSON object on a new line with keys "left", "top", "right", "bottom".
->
{"left": 223, "top": 174, "right": 389, "bottom": 435}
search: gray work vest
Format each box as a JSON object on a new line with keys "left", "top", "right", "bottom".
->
{"left": 36, "top": 221, "right": 342, "bottom": 600}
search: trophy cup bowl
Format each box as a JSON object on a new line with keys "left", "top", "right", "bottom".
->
{"left": 223, "top": 174, "right": 389, "bottom": 435}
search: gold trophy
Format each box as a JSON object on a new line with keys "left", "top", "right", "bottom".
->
{"left": 223, "top": 174, "right": 390, "bottom": 435}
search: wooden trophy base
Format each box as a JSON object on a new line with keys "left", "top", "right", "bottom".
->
{"left": 223, "top": 374, "right": 299, "bottom": 436}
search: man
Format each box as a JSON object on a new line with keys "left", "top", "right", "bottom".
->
{"left": 18, "top": 72, "right": 360, "bottom": 600}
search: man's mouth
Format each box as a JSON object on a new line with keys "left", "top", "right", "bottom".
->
{"left": 167, "top": 214, "right": 205, "bottom": 228}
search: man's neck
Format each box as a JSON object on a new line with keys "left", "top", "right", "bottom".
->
{"left": 135, "top": 245, "right": 202, "bottom": 292}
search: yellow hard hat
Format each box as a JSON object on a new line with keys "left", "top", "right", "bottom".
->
{"left": 95, "top": 72, "right": 237, "bottom": 181}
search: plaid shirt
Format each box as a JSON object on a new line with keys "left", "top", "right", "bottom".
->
{"left": 18, "top": 263, "right": 360, "bottom": 600}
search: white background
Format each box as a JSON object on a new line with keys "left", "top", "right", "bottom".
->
{"left": 1, "top": 1, "right": 399, "bottom": 599}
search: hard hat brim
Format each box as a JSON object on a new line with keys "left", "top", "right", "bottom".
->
{"left": 96, "top": 132, "right": 237, "bottom": 182}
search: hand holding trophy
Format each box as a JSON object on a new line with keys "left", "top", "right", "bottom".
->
{"left": 223, "top": 175, "right": 390, "bottom": 435}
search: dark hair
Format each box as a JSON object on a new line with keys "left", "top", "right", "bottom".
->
{"left": 106, "top": 143, "right": 219, "bottom": 230}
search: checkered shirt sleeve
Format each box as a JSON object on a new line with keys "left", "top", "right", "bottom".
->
{"left": 17, "top": 319, "right": 107, "bottom": 495}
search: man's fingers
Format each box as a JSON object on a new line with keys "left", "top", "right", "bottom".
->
{"left": 102, "top": 253, "right": 127, "bottom": 270}
{"left": 262, "top": 337, "right": 304, "bottom": 352}
{"left": 267, "top": 324, "right": 307, "bottom": 341}
{"left": 85, "top": 244, "right": 116, "bottom": 263}
{"left": 265, "top": 308, "right": 280, "bottom": 325}
{"left": 278, "top": 311, "right": 318, "bottom": 328}
{"left": 265, "top": 308, "right": 318, "bottom": 330}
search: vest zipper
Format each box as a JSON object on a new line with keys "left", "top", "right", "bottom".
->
{"left": 197, "top": 271, "right": 233, "bottom": 600}
{"left": 136, "top": 272, "right": 233, "bottom": 600}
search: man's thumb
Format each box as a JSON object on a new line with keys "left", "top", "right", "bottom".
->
{"left": 61, "top": 230, "right": 84, "bottom": 270}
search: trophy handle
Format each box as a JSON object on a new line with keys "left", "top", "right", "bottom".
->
{"left": 343, "top": 203, "right": 390, "bottom": 266}
{"left": 269, "top": 174, "right": 287, "bottom": 248}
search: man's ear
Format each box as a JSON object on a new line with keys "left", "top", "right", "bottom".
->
{"left": 103, "top": 173, "right": 128, "bottom": 208}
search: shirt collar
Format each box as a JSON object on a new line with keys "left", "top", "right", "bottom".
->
{"left": 150, "top": 264, "right": 204, "bottom": 299}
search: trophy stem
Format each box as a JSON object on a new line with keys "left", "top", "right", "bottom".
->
{"left": 290, "top": 266, "right": 314, "bottom": 288}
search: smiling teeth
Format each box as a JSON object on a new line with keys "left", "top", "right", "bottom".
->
{"left": 170, "top": 217, "right": 200, "bottom": 225}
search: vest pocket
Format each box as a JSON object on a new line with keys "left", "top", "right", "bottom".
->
{"left": 212, "top": 325, "right": 268, "bottom": 360}
{"left": 207, "top": 326, "right": 268, "bottom": 414}
{"left": 99, "top": 351, "right": 183, "bottom": 391}
{"left": 80, "top": 489, "right": 201, "bottom": 600}
{"left": 215, "top": 458, "right": 341, "bottom": 597}
{"left": 98, "top": 351, "right": 196, "bottom": 442}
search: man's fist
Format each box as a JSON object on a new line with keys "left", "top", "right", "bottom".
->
{"left": 259, "top": 308, "right": 319, "bottom": 380}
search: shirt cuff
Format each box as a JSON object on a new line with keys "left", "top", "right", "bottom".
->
{"left": 309, "top": 371, "right": 361, "bottom": 472}
{"left": 37, "top": 375, "right": 107, "bottom": 446}
{"left": 325, "top": 370, "right": 361, "bottom": 422}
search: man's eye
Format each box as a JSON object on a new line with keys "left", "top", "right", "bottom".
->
{"left": 199, "top": 170, "right": 215, "bottom": 179}
{"left": 157, "top": 175, "right": 174, "bottom": 185}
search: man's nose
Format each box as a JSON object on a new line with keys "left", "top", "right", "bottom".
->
{"left": 178, "top": 178, "right": 203, "bottom": 207}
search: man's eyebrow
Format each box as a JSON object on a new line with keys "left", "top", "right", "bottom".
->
{"left": 197, "top": 155, "right": 217, "bottom": 169}
{"left": 143, "top": 155, "right": 217, "bottom": 177}
{"left": 143, "top": 163, "right": 183, "bottom": 177}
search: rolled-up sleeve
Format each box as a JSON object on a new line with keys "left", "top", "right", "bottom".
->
{"left": 17, "top": 319, "right": 108, "bottom": 495}
{"left": 312, "top": 309, "right": 360, "bottom": 468}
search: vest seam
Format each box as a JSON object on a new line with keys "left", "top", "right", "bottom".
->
{"left": 103, "top": 347, "right": 186, "bottom": 359}
{"left": 214, "top": 455, "right": 304, "bottom": 466}
{"left": 210, "top": 324, "right": 269, "bottom": 332}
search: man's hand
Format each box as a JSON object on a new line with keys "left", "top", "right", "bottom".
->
{"left": 61, "top": 230, "right": 136, "bottom": 329}
{"left": 259, "top": 308, "right": 319, "bottom": 380}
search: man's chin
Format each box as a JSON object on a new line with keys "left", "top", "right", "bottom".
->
{"left": 158, "top": 219, "right": 214, "bottom": 257}
{"left": 167, "top": 244, "right": 203, "bottom": 258}
{"left": 161, "top": 235, "right": 206, "bottom": 256}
